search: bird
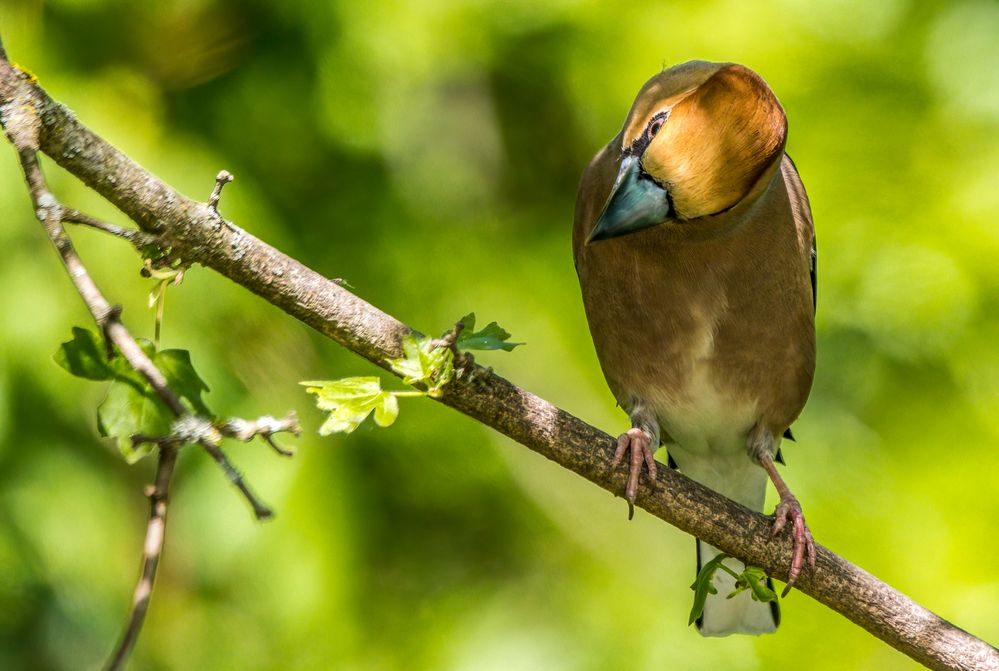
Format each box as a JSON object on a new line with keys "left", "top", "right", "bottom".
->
{"left": 572, "top": 60, "right": 816, "bottom": 636}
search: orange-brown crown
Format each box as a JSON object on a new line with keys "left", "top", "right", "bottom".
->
{"left": 621, "top": 61, "right": 787, "bottom": 220}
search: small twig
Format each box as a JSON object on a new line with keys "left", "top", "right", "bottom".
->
{"left": 105, "top": 446, "right": 177, "bottom": 671}
{"left": 200, "top": 441, "right": 274, "bottom": 520}
{"left": 133, "top": 416, "right": 281, "bottom": 518}
{"left": 218, "top": 412, "right": 301, "bottom": 457}
{"left": 167, "top": 417, "right": 276, "bottom": 520}
{"left": 430, "top": 317, "right": 465, "bottom": 351}
{"left": 63, "top": 208, "right": 158, "bottom": 247}
{"left": 12, "top": 150, "right": 188, "bottom": 416}
{"left": 136, "top": 413, "right": 301, "bottom": 458}
{"left": 207, "top": 170, "right": 233, "bottom": 213}
{"left": 3, "top": 129, "right": 283, "bottom": 666}
{"left": 7, "top": 146, "right": 188, "bottom": 670}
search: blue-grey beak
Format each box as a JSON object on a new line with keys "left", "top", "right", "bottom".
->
{"left": 587, "top": 154, "right": 672, "bottom": 242}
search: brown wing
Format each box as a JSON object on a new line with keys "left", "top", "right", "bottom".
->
{"left": 779, "top": 153, "right": 817, "bottom": 444}
{"left": 782, "top": 154, "right": 816, "bottom": 314}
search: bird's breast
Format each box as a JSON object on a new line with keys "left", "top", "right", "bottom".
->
{"left": 615, "top": 290, "right": 760, "bottom": 454}
{"left": 648, "top": 355, "right": 759, "bottom": 455}
{"left": 576, "top": 220, "right": 812, "bottom": 455}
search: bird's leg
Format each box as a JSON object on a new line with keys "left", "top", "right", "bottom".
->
{"left": 748, "top": 424, "right": 816, "bottom": 595}
{"left": 612, "top": 405, "right": 660, "bottom": 520}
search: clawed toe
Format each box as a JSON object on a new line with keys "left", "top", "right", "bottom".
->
{"left": 771, "top": 495, "right": 815, "bottom": 595}
{"left": 613, "top": 428, "right": 657, "bottom": 519}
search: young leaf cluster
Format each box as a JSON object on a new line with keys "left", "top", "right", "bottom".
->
{"left": 688, "top": 553, "right": 779, "bottom": 626}
{"left": 300, "top": 377, "right": 402, "bottom": 435}
{"left": 388, "top": 335, "right": 456, "bottom": 397}
{"left": 299, "top": 334, "right": 448, "bottom": 436}
{"left": 54, "top": 327, "right": 210, "bottom": 463}
{"left": 302, "top": 314, "right": 522, "bottom": 435}
{"left": 453, "top": 313, "right": 523, "bottom": 352}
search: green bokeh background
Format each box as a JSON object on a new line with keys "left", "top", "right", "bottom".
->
{"left": 1, "top": 1, "right": 997, "bottom": 669}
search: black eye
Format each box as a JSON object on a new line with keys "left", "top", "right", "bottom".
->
{"left": 647, "top": 111, "right": 669, "bottom": 139}
{"left": 626, "top": 111, "right": 671, "bottom": 156}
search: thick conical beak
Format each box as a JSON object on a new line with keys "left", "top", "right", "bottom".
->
{"left": 587, "top": 154, "right": 672, "bottom": 242}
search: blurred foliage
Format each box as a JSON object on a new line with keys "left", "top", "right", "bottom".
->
{"left": 1, "top": 0, "right": 998, "bottom": 669}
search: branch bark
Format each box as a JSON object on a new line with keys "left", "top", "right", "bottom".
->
{"left": 1, "top": 44, "right": 996, "bottom": 671}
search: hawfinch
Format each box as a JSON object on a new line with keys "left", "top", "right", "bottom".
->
{"left": 573, "top": 61, "right": 816, "bottom": 636}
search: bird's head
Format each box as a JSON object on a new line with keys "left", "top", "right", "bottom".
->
{"left": 588, "top": 61, "right": 787, "bottom": 242}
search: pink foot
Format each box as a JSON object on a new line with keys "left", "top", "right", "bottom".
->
{"left": 771, "top": 494, "right": 816, "bottom": 595}
{"left": 612, "top": 427, "right": 658, "bottom": 520}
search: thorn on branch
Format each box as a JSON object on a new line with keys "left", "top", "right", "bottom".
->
{"left": 207, "top": 170, "right": 233, "bottom": 213}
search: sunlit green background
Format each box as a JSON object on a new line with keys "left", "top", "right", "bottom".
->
{"left": 1, "top": 1, "right": 997, "bottom": 669}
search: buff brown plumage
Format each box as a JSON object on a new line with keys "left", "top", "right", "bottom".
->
{"left": 573, "top": 61, "right": 816, "bottom": 636}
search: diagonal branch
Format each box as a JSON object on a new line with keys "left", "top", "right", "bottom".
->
{"left": 1, "top": 42, "right": 997, "bottom": 671}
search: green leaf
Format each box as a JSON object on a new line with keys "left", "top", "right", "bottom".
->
{"left": 454, "top": 312, "right": 524, "bottom": 352}
{"left": 385, "top": 337, "right": 425, "bottom": 383}
{"left": 688, "top": 553, "right": 728, "bottom": 626}
{"left": 97, "top": 378, "right": 173, "bottom": 463}
{"left": 317, "top": 407, "right": 371, "bottom": 435}
{"left": 154, "top": 348, "right": 211, "bottom": 415}
{"left": 55, "top": 328, "right": 216, "bottom": 462}
{"left": 741, "top": 566, "right": 778, "bottom": 603}
{"left": 373, "top": 392, "right": 399, "bottom": 427}
{"left": 302, "top": 376, "right": 383, "bottom": 408}
{"left": 302, "top": 377, "right": 403, "bottom": 435}
{"left": 53, "top": 327, "right": 115, "bottom": 381}
{"left": 135, "top": 338, "right": 157, "bottom": 360}
{"left": 388, "top": 335, "right": 454, "bottom": 396}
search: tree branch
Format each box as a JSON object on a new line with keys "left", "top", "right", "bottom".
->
{"left": 6, "top": 139, "right": 184, "bottom": 671}
{"left": 0, "top": 53, "right": 295, "bottom": 669}
{"left": 1, "top": 43, "right": 996, "bottom": 671}
{"left": 105, "top": 445, "right": 177, "bottom": 671}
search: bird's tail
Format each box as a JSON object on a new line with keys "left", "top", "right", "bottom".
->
{"left": 694, "top": 540, "right": 779, "bottom": 636}
{"left": 671, "top": 449, "right": 778, "bottom": 636}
